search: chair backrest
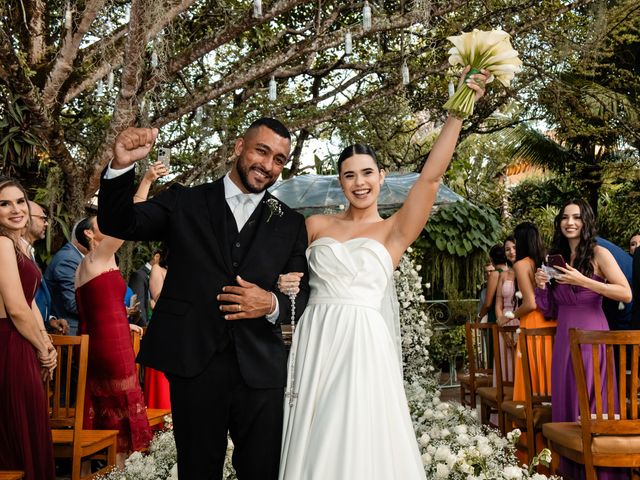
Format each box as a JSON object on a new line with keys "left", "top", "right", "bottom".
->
{"left": 131, "top": 329, "right": 141, "bottom": 357}
{"left": 569, "top": 328, "right": 640, "bottom": 436}
{"left": 130, "top": 329, "right": 141, "bottom": 375}
{"left": 494, "top": 325, "right": 518, "bottom": 397}
{"left": 46, "top": 335, "right": 89, "bottom": 435}
{"left": 465, "top": 322, "right": 494, "bottom": 380}
{"left": 520, "top": 326, "right": 556, "bottom": 405}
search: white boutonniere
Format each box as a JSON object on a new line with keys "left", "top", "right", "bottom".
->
{"left": 265, "top": 198, "right": 283, "bottom": 223}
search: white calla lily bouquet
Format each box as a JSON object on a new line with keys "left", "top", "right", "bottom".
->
{"left": 443, "top": 29, "right": 522, "bottom": 118}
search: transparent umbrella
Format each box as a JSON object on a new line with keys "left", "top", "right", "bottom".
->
{"left": 269, "top": 173, "right": 465, "bottom": 216}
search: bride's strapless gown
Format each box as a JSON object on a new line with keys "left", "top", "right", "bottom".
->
{"left": 279, "top": 237, "right": 426, "bottom": 480}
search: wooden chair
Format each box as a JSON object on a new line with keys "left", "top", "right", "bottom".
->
{"left": 47, "top": 334, "right": 118, "bottom": 480}
{"left": 459, "top": 322, "right": 494, "bottom": 408}
{"left": 130, "top": 329, "right": 171, "bottom": 428}
{"left": 477, "top": 324, "right": 518, "bottom": 434}
{"left": 543, "top": 329, "right": 640, "bottom": 479}
{"left": 502, "top": 326, "right": 556, "bottom": 465}
{"left": 0, "top": 472, "right": 24, "bottom": 480}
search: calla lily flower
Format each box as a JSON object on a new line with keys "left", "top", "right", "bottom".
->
{"left": 443, "top": 29, "right": 522, "bottom": 117}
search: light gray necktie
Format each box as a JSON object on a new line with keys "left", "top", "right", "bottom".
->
{"left": 233, "top": 194, "right": 254, "bottom": 231}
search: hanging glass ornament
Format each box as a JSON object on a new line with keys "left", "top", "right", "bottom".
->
{"left": 140, "top": 97, "right": 147, "bottom": 112}
{"left": 448, "top": 79, "right": 455, "bottom": 98}
{"left": 253, "top": 0, "right": 262, "bottom": 18}
{"left": 401, "top": 60, "right": 410, "bottom": 85}
{"left": 345, "top": 31, "right": 353, "bottom": 56}
{"left": 150, "top": 51, "right": 158, "bottom": 68}
{"left": 362, "top": 0, "right": 372, "bottom": 31}
{"left": 268, "top": 76, "right": 277, "bottom": 101}
{"left": 107, "top": 70, "right": 114, "bottom": 89}
{"left": 195, "top": 106, "right": 203, "bottom": 124}
{"left": 96, "top": 80, "right": 104, "bottom": 97}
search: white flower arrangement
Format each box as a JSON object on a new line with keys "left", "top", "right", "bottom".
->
{"left": 443, "top": 28, "right": 522, "bottom": 118}
{"left": 101, "top": 254, "right": 556, "bottom": 480}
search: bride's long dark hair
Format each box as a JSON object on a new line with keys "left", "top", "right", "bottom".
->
{"left": 550, "top": 199, "right": 597, "bottom": 278}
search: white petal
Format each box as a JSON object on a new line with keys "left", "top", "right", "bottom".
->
{"left": 448, "top": 54, "right": 464, "bottom": 66}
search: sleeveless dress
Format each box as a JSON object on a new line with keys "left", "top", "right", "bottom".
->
{"left": 279, "top": 237, "right": 426, "bottom": 480}
{"left": 494, "top": 278, "right": 518, "bottom": 386}
{"left": 0, "top": 252, "right": 55, "bottom": 480}
{"left": 536, "top": 276, "right": 625, "bottom": 480}
{"left": 76, "top": 269, "right": 152, "bottom": 452}
{"left": 512, "top": 258, "right": 556, "bottom": 402}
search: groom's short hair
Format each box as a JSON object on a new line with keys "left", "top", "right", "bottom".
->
{"left": 246, "top": 117, "right": 291, "bottom": 141}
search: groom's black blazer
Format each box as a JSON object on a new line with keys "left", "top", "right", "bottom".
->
{"left": 98, "top": 169, "right": 309, "bottom": 388}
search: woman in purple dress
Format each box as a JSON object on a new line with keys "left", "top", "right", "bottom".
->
{"left": 0, "top": 177, "right": 57, "bottom": 480}
{"left": 535, "top": 199, "right": 631, "bottom": 480}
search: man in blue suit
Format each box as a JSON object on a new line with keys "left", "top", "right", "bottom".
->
{"left": 23, "top": 201, "right": 69, "bottom": 334}
{"left": 596, "top": 237, "right": 636, "bottom": 330}
{"left": 44, "top": 217, "right": 91, "bottom": 335}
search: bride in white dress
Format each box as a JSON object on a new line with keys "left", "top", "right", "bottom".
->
{"left": 277, "top": 67, "right": 488, "bottom": 480}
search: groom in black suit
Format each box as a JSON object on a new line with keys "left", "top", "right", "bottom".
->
{"left": 98, "top": 118, "right": 309, "bottom": 480}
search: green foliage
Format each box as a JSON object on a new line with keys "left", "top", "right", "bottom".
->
{"left": 414, "top": 201, "right": 501, "bottom": 298}
{"left": 0, "top": 94, "right": 46, "bottom": 171}
{"left": 445, "top": 128, "right": 514, "bottom": 212}
{"left": 429, "top": 325, "right": 467, "bottom": 369}
{"left": 598, "top": 181, "right": 640, "bottom": 247}
{"left": 508, "top": 176, "right": 584, "bottom": 217}
{"left": 422, "top": 201, "right": 501, "bottom": 257}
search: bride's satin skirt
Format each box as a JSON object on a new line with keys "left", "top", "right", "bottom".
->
{"left": 279, "top": 302, "right": 426, "bottom": 480}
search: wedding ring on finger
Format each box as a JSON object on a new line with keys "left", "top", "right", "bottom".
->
{"left": 237, "top": 304, "right": 242, "bottom": 312}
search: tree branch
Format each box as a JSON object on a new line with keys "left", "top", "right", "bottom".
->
{"left": 42, "top": 0, "right": 107, "bottom": 109}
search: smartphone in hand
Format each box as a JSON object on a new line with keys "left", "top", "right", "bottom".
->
{"left": 546, "top": 254, "right": 567, "bottom": 269}
{"left": 158, "top": 147, "right": 170, "bottom": 167}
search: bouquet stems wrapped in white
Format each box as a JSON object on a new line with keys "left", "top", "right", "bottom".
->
{"left": 443, "top": 29, "right": 522, "bottom": 118}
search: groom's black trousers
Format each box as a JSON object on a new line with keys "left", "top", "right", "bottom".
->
{"left": 167, "top": 345, "right": 284, "bottom": 480}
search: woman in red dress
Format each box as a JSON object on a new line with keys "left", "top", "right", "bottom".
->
{"left": 75, "top": 216, "right": 152, "bottom": 468}
{"left": 0, "top": 177, "right": 57, "bottom": 480}
{"left": 144, "top": 247, "right": 171, "bottom": 409}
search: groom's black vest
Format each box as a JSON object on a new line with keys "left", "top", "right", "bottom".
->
{"left": 223, "top": 200, "right": 266, "bottom": 346}
{"left": 225, "top": 200, "right": 265, "bottom": 272}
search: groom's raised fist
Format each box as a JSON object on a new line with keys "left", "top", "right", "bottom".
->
{"left": 113, "top": 127, "right": 159, "bottom": 169}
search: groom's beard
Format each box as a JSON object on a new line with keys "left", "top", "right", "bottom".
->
{"left": 236, "top": 157, "right": 277, "bottom": 194}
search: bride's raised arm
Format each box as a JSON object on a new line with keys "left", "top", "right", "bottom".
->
{"left": 386, "top": 67, "right": 489, "bottom": 257}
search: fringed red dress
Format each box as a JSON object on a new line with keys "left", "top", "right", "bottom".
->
{"left": 76, "top": 269, "right": 152, "bottom": 452}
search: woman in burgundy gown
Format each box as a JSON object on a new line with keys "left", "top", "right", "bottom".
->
{"left": 0, "top": 177, "right": 57, "bottom": 480}
{"left": 535, "top": 200, "right": 631, "bottom": 480}
{"left": 75, "top": 216, "right": 152, "bottom": 467}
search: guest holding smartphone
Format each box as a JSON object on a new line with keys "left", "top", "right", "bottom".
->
{"left": 535, "top": 200, "right": 631, "bottom": 480}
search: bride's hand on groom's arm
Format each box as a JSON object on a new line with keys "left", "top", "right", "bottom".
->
{"left": 277, "top": 272, "right": 304, "bottom": 296}
{"left": 218, "top": 275, "right": 274, "bottom": 321}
